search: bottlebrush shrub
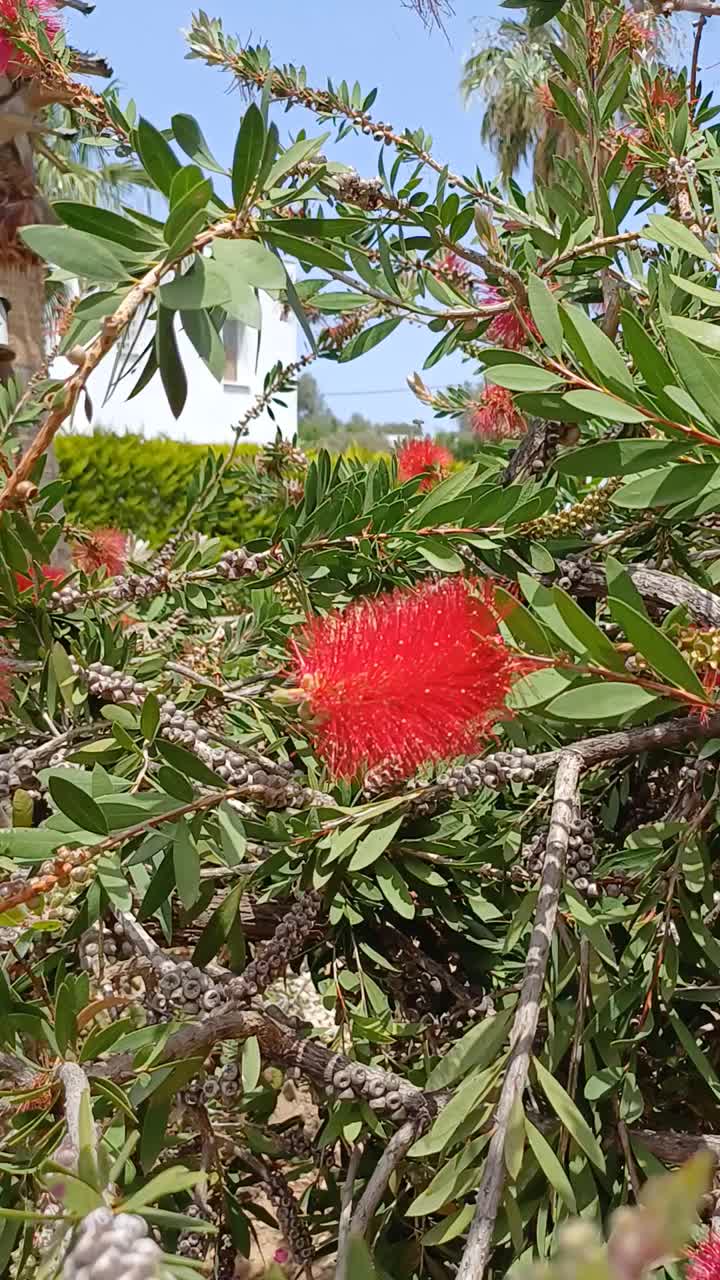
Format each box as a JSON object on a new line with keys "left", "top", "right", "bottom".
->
{"left": 6, "top": 2, "right": 720, "bottom": 1278}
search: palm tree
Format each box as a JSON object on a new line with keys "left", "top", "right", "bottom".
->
{"left": 461, "top": 18, "right": 562, "bottom": 184}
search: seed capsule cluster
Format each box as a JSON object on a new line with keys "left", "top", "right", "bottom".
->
{"left": 62, "top": 1208, "right": 161, "bottom": 1280}
{"left": 523, "top": 814, "right": 598, "bottom": 898}
{"left": 146, "top": 954, "right": 225, "bottom": 1022}
{"left": 181, "top": 1058, "right": 242, "bottom": 1109}
{"left": 547, "top": 554, "right": 596, "bottom": 594}
{"left": 177, "top": 1203, "right": 213, "bottom": 1262}
{"left": 216, "top": 547, "right": 275, "bottom": 580}
{"left": 228, "top": 892, "right": 322, "bottom": 1003}
{"left": 322, "top": 1053, "right": 431, "bottom": 1125}
{"left": 263, "top": 1168, "right": 314, "bottom": 1268}
{"left": 79, "top": 921, "right": 134, "bottom": 974}
{"left": 334, "top": 170, "right": 385, "bottom": 210}
{"left": 517, "top": 481, "right": 622, "bottom": 541}
{"left": 72, "top": 660, "right": 314, "bottom": 807}
{"left": 440, "top": 746, "right": 538, "bottom": 797}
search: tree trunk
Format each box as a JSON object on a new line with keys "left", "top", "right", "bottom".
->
{"left": 0, "top": 82, "right": 67, "bottom": 560}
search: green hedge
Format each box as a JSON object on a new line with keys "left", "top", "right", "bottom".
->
{"left": 57, "top": 431, "right": 393, "bottom": 546}
{"left": 56, "top": 431, "right": 271, "bottom": 545}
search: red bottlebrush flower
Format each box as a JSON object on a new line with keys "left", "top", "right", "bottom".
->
{"left": 646, "top": 72, "right": 684, "bottom": 113}
{"left": 469, "top": 386, "right": 527, "bottom": 443}
{"left": 434, "top": 250, "right": 476, "bottom": 291}
{"left": 534, "top": 82, "right": 558, "bottom": 119}
{"left": 687, "top": 1236, "right": 720, "bottom": 1280}
{"left": 72, "top": 527, "right": 127, "bottom": 577}
{"left": 289, "top": 577, "right": 530, "bottom": 780}
{"left": 480, "top": 286, "right": 537, "bottom": 351}
{"left": 614, "top": 9, "right": 654, "bottom": 54}
{"left": 15, "top": 565, "right": 64, "bottom": 595}
{"left": 0, "top": 0, "right": 60, "bottom": 76}
{"left": 397, "top": 438, "right": 453, "bottom": 491}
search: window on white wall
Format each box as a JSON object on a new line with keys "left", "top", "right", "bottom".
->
{"left": 223, "top": 319, "right": 251, "bottom": 386}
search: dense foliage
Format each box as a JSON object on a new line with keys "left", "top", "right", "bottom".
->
{"left": 3, "top": 2, "right": 720, "bottom": 1280}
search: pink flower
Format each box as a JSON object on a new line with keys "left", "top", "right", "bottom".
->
{"left": 688, "top": 1236, "right": 720, "bottom": 1280}
{"left": 273, "top": 1248, "right": 290, "bottom": 1265}
{"left": 289, "top": 577, "right": 530, "bottom": 780}
{"left": 434, "top": 251, "right": 476, "bottom": 290}
{"left": 0, "top": 0, "right": 60, "bottom": 76}
{"left": 397, "top": 438, "right": 453, "bottom": 491}
{"left": 469, "top": 386, "right": 527, "bottom": 442}
{"left": 480, "top": 286, "right": 537, "bottom": 350}
{"left": 72, "top": 528, "right": 127, "bottom": 577}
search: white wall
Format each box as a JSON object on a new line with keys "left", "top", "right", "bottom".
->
{"left": 51, "top": 291, "right": 298, "bottom": 446}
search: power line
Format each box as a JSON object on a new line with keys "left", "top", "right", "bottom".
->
{"left": 322, "top": 384, "right": 447, "bottom": 397}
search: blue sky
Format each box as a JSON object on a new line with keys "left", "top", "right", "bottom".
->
{"left": 63, "top": 1, "right": 698, "bottom": 430}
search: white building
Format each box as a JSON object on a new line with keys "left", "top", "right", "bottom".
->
{"left": 51, "top": 290, "right": 298, "bottom": 445}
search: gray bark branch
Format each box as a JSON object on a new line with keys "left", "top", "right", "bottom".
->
{"left": 456, "top": 752, "right": 582, "bottom": 1280}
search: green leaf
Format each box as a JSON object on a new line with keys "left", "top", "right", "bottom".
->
{"left": 242, "top": 1036, "right": 261, "bottom": 1092}
{"left": 525, "top": 1120, "right": 577, "bottom": 1213}
{"left": 485, "top": 365, "right": 561, "bottom": 392}
{"left": 622, "top": 309, "right": 678, "bottom": 410}
{"left": 547, "top": 682, "right": 664, "bottom": 720}
{"left": 54, "top": 981, "right": 77, "bottom": 1055}
{"left": 606, "top": 555, "right": 649, "bottom": 617}
{"left": 232, "top": 104, "right": 265, "bottom": 206}
{"left": 348, "top": 816, "right": 403, "bottom": 871}
{"left": 212, "top": 238, "right": 286, "bottom": 291}
{"left": 417, "top": 537, "right": 464, "bottom": 572}
{"left": 155, "top": 305, "right": 187, "bottom": 419}
{"left": 97, "top": 854, "right": 132, "bottom": 911}
{"left": 533, "top": 1056, "right": 605, "bottom": 1170}
{"left": 173, "top": 819, "right": 200, "bottom": 910}
{"left": 264, "top": 134, "right": 329, "bottom": 189}
{"left": 527, "top": 273, "right": 563, "bottom": 357}
{"left": 548, "top": 81, "right": 586, "bottom": 134}
{"left": 562, "top": 390, "right": 647, "bottom": 423}
{"left": 192, "top": 882, "right": 243, "bottom": 967}
{"left": 163, "top": 172, "right": 212, "bottom": 248}
{"left": 644, "top": 213, "right": 713, "bottom": 262}
{"left": 670, "top": 275, "right": 720, "bottom": 306}
{"left": 337, "top": 317, "right": 402, "bottom": 362}
{"left": 504, "top": 1090, "right": 526, "bottom": 1181}
{"left": 171, "top": 113, "right": 226, "bottom": 174}
{"left": 553, "top": 586, "right": 626, "bottom": 671}
{"left": 264, "top": 229, "right": 348, "bottom": 274}
{"left": 52, "top": 202, "right": 160, "bottom": 253}
{"left": 375, "top": 857, "right": 415, "bottom": 919}
{"left": 496, "top": 587, "right": 554, "bottom": 657}
{"left": 561, "top": 301, "right": 635, "bottom": 393}
{"left": 119, "top": 1166, "right": 205, "bottom": 1213}
{"left": 612, "top": 464, "right": 720, "bottom": 510}
{"left": 51, "top": 642, "right": 76, "bottom": 711}
{"left": 20, "top": 226, "right": 128, "bottom": 283}
{"left": 156, "top": 740, "right": 224, "bottom": 787}
{"left": 610, "top": 599, "right": 706, "bottom": 695}
{"left": 140, "top": 692, "right": 160, "bottom": 741}
{"left": 48, "top": 775, "right": 108, "bottom": 835}
{"left": 159, "top": 257, "right": 231, "bottom": 310}
{"left": 425, "top": 1007, "right": 514, "bottom": 1090}
{"left": 218, "top": 803, "right": 247, "bottom": 867}
{"left": 135, "top": 117, "right": 181, "bottom": 196}
{"left": 667, "top": 315, "right": 720, "bottom": 355}
{"left": 555, "top": 439, "right": 684, "bottom": 477}
{"left": 42, "top": 1171, "right": 103, "bottom": 1216}
{"left": 346, "top": 1237, "right": 379, "bottom": 1280}
{"left": 182, "top": 309, "right": 225, "bottom": 381}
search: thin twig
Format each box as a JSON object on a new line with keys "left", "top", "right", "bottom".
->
{"left": 690, "top": 14, "right": 708, "bottom": 106}
{"left": 456, "top": 752, "right": 582, "bottom": 1280}
{"left": 348, "top": 1121, "right": 418, "bottom": 1241}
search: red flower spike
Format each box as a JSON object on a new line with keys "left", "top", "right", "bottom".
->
{"left": 0, "top": 0, "right": 60, "bottom": 76}
{"left": 397, "top": 438, "right": 453, "bottom": 491}
{"left": 469, "top": 386, "right": 527, "bottom": 443}
{"left": 72, "top": 527, "right": 127, "bottom": 577}
{"left": 289, "top": 577, "right": 531, "bottom": 780}
{"left": 480, "top": 285, "right": 538, "bottom": 351}
{"left": 688, "top": 1236, "right": 720, "bottom": 1280}
{"left": 15, "top": 565, "right": 65, "bottom": 596}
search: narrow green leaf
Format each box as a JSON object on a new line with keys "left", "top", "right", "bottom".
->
{"left": 48, "top": 775, "right": 108, "bottom": 835}
{"left": 553, "top": 586, "right": 626, "bottom": 671}
{"left": 173, "top": 819, "right": 200, "bottom": 910}
{"left": 485, "top": 365, "right": 561, "bottom": 392}
{"left": 527, "top": 272, "right": 563, "bottom": 356}
{"left": 533, "top": 1056, "right": 605, "bottom": 1170}
{"left": 644, "top": 214, "right": 713, "bottom": 262}
{"left": 547, "top": 682, "right": 665, "bottom": 720}
{"left": 610, "top": 599, "right": 706, "bottom": 695}
{"left": 563, "top": 390, "right": 646, "bottom": 423}
{"left": 375, "top": 857, "right": 415, "bottom": 919}
{"left": 232, "top": 104, "right": 265, "bottom": 206}
{"left": 525, "top": 1120, "right": 577, "bottom": 1212}
{"left": 155, "top": 305, "right": 187, "bottom": 419}
{"left": 242, "top": 1036, "right": 261, "bottom": 1092}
